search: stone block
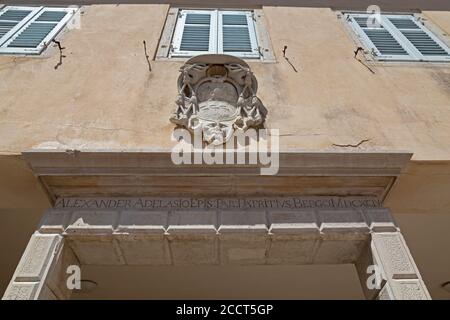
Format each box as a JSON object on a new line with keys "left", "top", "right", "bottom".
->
{"left": 2, "top": 282, "right": 40, "bottom": 300}
{"left": 318, "top": 210, "right": 370, "bottom": 237}
{"left": 117, "top": 211, "right": 167, "bottom": 234}
{"left": 219, "top": 234, "right": 268, "bottom": 265}
{"left": 116, "top": 234, "right": 170, "bottom": 265}
{"left": 268, "top": 211, "right": 319, "bottom": 235}
{"left": 363, "top": 208, "right": 397, "bottom": 232}
{"left": 68, "top": 237, "right": 125, "bottom": 265}
{"left": 167, "top": 211, "right": 217, "bottom": 234}
{"left": 15, "top": 234, "right": 61, "bottom": 282}
{"left": 314, "top": 238, "right": 367, "bottom": 264}
{"left": 267, "top": 235, "right": 319, "bottom": 264}
{"left": 38, "top": 210, "right": 72, "bottom": 234}
{"left": 66, "top": 211, "right": 119, "bottom": 234}
{"left": 218, "top": 211, "right": 267, "bottom": 234}
{"left": 372, "top": 233, "right": 418, "bottom": 279}
{"left": 168, "top": 234, "right": 218, "bottom": 265}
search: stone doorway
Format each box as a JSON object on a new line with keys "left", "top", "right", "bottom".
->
{"left": 1, "top": 150, "right": 432, "bottom": 300}
{"left": 3, "top": 196, "right": 430, "bottom": 300}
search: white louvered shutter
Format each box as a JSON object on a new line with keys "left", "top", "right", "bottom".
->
{"left": 0, "top": 7, "right": 76, "bottom": 55}
{"left": 0, "top": 6, "right": 42, "bottom": 47}
{"left": 171, "top": 10, "right": 217, "bottom": 57}
{"left": 218, "top": 11, "right": 259, "bottom": 58}
{"left": 348, "top": 14, "right": 411, "bottom": 60}
{"left": 347, "top": 13, "right": 450, "bottom": 62}
{"left": 385, "top": 15, "right": 450, "bottom": 62}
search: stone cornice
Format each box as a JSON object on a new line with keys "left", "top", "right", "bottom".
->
{"left": 22, "top": 149, "right": 411, "bottom": 202}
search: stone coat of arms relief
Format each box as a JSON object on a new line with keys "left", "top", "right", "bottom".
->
{"left": 170, "top": 54, "right": 267, "bottom": 145}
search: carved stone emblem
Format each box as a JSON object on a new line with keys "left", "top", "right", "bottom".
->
{"left": 170, "top": 54, "right": 267, "bottom": 145}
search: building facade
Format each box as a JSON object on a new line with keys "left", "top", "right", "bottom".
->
{"left": 0, "top": 1, "right": 449, "bottom": 299}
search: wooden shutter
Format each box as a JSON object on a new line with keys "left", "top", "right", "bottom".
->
{"left": 386, "top": 15, "right": 450, "bottom": 61}
{"left": 0, "top": 6, "right": 42, "bottom": 47}
{"left": 348, "top": 13, "right": 450, "bottom": 62}
{"left": 218, "top": 11, "right": 259, "bottom": 58}
{"left": 0, "top": 7, "right": 76, "bottom": 55}
{"left": 348, "top": 14, "right": 411, "bottom": 60}
{"left": 171, "top": 10, "right": 217, "bottom": 57}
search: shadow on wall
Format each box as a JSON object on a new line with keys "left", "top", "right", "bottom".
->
{"left": 0, "top": 155, "right": 51, "bottom": 295}
{"left": 385, "top": 161, "right": 450, "bottom": 215}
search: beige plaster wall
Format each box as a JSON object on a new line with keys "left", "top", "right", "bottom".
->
{"left": 386, "top": 161, "right": 450, "bottom": 214}
{"left": 0, "top": 5, "right": 448, "bottom": 160}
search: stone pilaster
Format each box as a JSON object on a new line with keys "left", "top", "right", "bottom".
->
{"left": 356, "top": 230, "right": 431, "bottom": 300}
{"left": 373, "top": 232, "right": 430, "bottom": 300}
{"left": 2, "top": 232, "right": 79, "bottom": 300}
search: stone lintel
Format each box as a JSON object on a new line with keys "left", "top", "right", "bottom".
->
{"left": 36, "top": 205, "right": 398, "bottom": 267}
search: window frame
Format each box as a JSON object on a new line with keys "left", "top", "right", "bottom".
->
{"left": 346, "top": 13, "right": 450, "bottom": 62}
{"left": 0, "top": 6, "right": 76, "bottom": 55}
{"left": 170, "top": 8, "right": 260, "bottom": 59}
